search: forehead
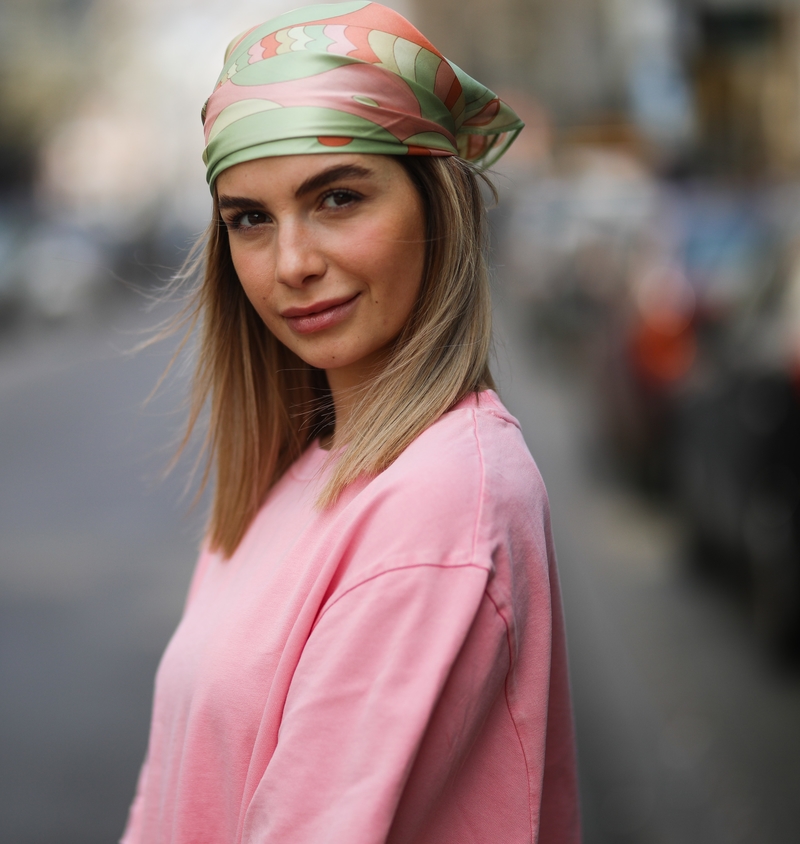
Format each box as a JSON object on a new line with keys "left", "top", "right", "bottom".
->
{"left": 215, "top": 153, "right": 404, "bottom": 195}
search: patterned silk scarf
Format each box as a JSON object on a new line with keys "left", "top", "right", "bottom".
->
{"left": 202, "top": 1, "right": 523, "bottom": 187}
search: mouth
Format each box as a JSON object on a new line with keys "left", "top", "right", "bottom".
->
{"left": 282, "top": 293, "right": 360, "bottom": 335}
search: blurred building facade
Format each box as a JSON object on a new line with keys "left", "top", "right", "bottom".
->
{"left": 687, "top": 0, "right": 800, "bottom": 178}
{"left": 412, "top": 0, "right": 800, "bottom": 179}
{"left": 0, "top": 0, "right": 95, "bottom": 194}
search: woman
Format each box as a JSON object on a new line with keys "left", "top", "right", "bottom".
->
{"left": 122, "top": 3, "right": 580, "bottom": 842}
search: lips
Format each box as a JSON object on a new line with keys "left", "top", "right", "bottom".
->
{"left": 282, "top": 294, "right": 360, "bottom": 334}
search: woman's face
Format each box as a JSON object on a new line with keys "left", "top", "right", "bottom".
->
{"left": 216, "top": 153, "right": 426, "bottom": 391}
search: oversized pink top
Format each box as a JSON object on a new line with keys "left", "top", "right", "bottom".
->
{"left": 121, "top": 391, "right": 580, "bottom": 843}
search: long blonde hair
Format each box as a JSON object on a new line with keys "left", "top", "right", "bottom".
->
{"left": 176, "top": 154, "right": 495, "bottom": 557}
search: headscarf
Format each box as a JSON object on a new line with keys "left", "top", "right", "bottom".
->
{"left": 202, "top": 1, "right": 523, "bottom": 187}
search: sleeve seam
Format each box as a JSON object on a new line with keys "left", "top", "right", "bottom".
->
{"left": 484, "top": 588, "right": 534, "bottom": 841}
{"left": 315, "top": 562, "right": 492, "bottom": 626}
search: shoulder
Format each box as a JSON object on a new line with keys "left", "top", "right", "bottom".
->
{"left": 333, "top": 391, "right": 548, "bottom": 575}
{"left": 388, "top": 389, "right": 545, "bottom": 512}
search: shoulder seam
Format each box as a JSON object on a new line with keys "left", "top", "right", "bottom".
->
{"left": 470, "top": 406, "right": 487, "bottom": 564}
{"left": 473, "top": 399, "right": 521, "bottom": 430}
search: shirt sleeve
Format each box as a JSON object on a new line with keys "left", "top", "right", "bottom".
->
{"left": 241, "top": 561, "right": 494, "bottom": 844}
{"left": 119, "top": 753, "right": 149, "bottom": 844}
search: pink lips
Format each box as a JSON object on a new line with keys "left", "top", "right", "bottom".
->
{"left": 282, "top": 294, "right": 360, "bottom": 334}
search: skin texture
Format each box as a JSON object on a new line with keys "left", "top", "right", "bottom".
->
{"left": 216, "top": 153, "right": 426, "bottom": 435}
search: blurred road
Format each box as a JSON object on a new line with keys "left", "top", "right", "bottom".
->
{"left": 1, "top": 287, "right": 799, "bottom": 843}
{"left": 0, "top": 299, "right": 203, "bottom": 843}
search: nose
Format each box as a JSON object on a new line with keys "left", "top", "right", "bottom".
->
{"left": 274, "top": 218, "right": 326, "bottom": 288}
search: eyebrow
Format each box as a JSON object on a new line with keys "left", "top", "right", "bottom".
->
{"left": 294, "top": 163, "right": 374, "bottom": 198}
{"left": 217, "top": 163, "right": 375, "bottom": 213}
{"left": 217, "top": 194, "right": 262, "bottom": 213}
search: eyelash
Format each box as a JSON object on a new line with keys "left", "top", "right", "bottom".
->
{"left": 320, "top": 188, "right": 362, "bottom": 209}
{"left": 224, "top": 189, "right": 363, "bottom": 231}
{"left": 225, "top": 211, "right": 268, "bottom": 231}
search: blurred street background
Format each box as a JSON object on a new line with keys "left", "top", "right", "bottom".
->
{"left": 2, "top": 0, "right": 800, "bottom": 841}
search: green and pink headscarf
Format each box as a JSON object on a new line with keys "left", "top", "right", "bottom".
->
{"left": 202, "top": 1, "right": 523, "bottom": 187}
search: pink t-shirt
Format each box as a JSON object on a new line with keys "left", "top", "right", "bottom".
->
{"left": 121, "top": 391, "right": 580, "bottom": 843}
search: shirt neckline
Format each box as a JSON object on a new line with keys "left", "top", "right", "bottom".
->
{"left": 289, "top": 440, "right": 330, "bottom": 481}
{"left": 288, "top": 390, "right": 505, "bottom": 482}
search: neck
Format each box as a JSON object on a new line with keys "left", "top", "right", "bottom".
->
{"left": 323, "top": 370, "right": 361, "bottom": 449}
{"left": 324, "top": 351, "right": 390, "bottom": 449}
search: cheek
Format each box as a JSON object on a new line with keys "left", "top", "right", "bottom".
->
{"left": 229, "top": 250, "right": 289, "bottom": 341}
{"left": 231, "top": 247, "right": 274, "bottom": 308}
{"left": 384, "top": 219, "right": 425, "bottom": 320}
{"left": 350, "top": 242, "right": 421, "bottom": 332}
{"left": 356, "top": 212, "right": 425, "bottom": 306}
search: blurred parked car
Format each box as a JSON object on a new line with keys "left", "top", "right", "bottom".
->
{"left": 673, "top": 239, "right": 800, "bottom": 655}
{"left": 506, "top": 159, "right": 800, "bottom": 653}
{"left": 505, "top": 147, "right": 658, "bottom": 350}
{"left": 594, "top": 186, "right": 776, "bottom": 492}
{"left": 0, "top": 206, "right": 25, "bottom": 322}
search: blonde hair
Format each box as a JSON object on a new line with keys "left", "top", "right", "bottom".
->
{"left": 176, "top": 155, "right": 495, "bottom": 557}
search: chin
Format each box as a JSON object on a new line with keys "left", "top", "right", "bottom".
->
{"left": 291, "top": 346, "right": 361, "bottom": 372}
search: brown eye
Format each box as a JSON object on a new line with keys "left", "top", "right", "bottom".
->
{"left": 322, "top": 190, "right": 360, "bottom": 209}
{"left": 238, "top": 211, "right": 268, "bottom": 228}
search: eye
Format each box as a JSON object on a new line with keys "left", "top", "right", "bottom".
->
{"left": 321, "top": 189, "right": 361, "bottom": 210}
{"left": 224, "top": 210, "right": 269, "bottom": 231}
{"left": 236, "top": 211, "right": 269, "bottom": 228}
